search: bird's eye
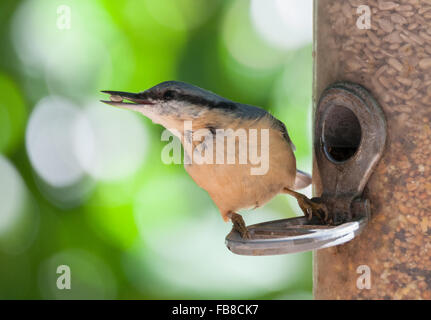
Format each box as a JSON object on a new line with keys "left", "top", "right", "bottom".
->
{"left": 163, "top": 90, "right": 176, "bottom": 100}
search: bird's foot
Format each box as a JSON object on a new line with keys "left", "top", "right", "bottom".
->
{"left": 283, "top": 188, "right": 330, "bottom": 224}
{"left": 227, "top": 212, "right": 251, "bottom": 240}
{"left": 300, "top": 197, "right": 329, "bottom": 224}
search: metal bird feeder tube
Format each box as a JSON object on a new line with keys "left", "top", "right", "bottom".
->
{"left": 313, "top": 0, "right": 431, "bottom": 299}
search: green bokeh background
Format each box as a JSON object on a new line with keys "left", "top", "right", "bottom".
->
{"left": 0, "top": 0, "right": 313, "bottom": 299}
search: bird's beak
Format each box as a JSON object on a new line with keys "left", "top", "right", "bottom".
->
{"left": 100, "top": 90, "right": 155, "bottom": 109}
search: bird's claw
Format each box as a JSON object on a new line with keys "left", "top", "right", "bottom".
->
{"left": 300, "top": 198, "right": 329, "bottom": 224}
{"left": 228, "top": 212, "right": 251, "bottom": 240}
{"left": 283, "top": 188, "right": 330, "bottom": 225}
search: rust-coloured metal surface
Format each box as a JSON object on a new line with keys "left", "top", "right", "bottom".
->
{"left": 313, "top": 0, "right": 431, "bottom": 299}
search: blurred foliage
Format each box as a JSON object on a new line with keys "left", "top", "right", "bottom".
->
{"left": 0, "top": 0, "right": 313, "bottom": 299}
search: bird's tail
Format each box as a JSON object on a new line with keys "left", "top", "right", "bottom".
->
{"left": 293, "top": 170, "right": 312, "bottom": 190}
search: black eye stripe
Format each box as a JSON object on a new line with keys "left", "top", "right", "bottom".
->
{"left": 212, "top": 101, "right": 236, "bottom": 110}
{"left": 163, "top": 90, "right": 177, "bottom": 100}
{"left": 157, "top": 90, "right": 237, "bottom": 111}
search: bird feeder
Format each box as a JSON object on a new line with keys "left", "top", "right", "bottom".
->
{"left": 226, "top": 0, "right": 431, "bottom": 300}
{"left": 313, "top": 0, "right": 431, "bottom": 300}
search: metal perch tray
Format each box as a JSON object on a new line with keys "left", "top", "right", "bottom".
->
{"left": 226, "top": 216, "right": 368, "bottom": 256}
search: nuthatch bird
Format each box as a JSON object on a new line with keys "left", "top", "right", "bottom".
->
{"left": 101, "top": 81, "right": 326, "bottom": 239}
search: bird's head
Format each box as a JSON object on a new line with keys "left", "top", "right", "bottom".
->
{"left": 101, "top": 81, "right": 238, "bottom": 130}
